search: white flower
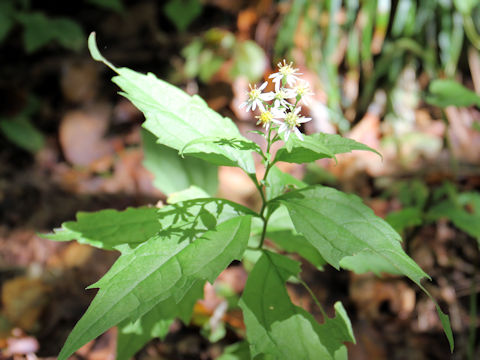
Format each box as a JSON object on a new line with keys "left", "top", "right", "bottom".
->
{"left": 293, "top": 80, "right": 314, "bottom": 106}
{"left": 239, "top": 81, "right": 274, "bottom": 112}
{"left": 269, "top": 60, "right": 302, "bottom": 91}
{"left": 272, "top": 88, "right": 296, "bottom": 109}
{"left": 255, "top": 108, "right": 284, "bottom": 132}
{"left": 272, "top": 107, "right": 311, "bottom": 141}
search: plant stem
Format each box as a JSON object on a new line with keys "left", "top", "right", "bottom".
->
{"left": 255, "top": 125, "right": 277, "bottom": 249}
{"left": 299, "top": 279, "right": 327, "bottom": 320}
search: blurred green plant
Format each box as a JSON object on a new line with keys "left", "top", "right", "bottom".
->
{"left": 182, "top": 28, "right": 266, "bottom": 83}
{"left": 0, "top": 0, "right": 124, "bottom": 52}
{"left": 274, "top": 0, "right": 480, "bottom": 131}
{"left": 0, "top": 96, "right": 45, "bottom": 152}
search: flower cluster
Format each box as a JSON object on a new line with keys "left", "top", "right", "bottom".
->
{"left": 240, "top": 60, "right": 313, "bottom": 141}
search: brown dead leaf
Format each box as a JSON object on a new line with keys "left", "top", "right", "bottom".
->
{"left": 61, "top": 60, "right": 99, "bottom": 104}
{"left": 1, "top": 277, "right": 50, "bottom": 332}
{"left": 350, "top": 274, "right": 416, "bottom": 321}
{"left": 59, "top": 104, "right": 114, "bottom": 167}
{"left": 445, "top": 106, "right": 480, "bottom": 163}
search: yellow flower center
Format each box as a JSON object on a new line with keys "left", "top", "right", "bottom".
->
{"left": 285, "top": 112, "right": 299, "bottom": 128}
{"left": 256, "top": 111, "right": 273, "bottom": 126}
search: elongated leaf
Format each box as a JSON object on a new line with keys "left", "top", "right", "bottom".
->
{"left": 88, "top": 32, "right": 256, "bottom": 174}
{"left": 58, "top": 215, "right": 252, "bottom": 360}
{"left": 117, "top": 282, "right": 203, "bottom": 360}
{"left": 274, "top": 133, "right": 380, "bottom": 164}
{"left": 239, "top": 251, "right": 354, "bottom": 359}
{"left": 276, "top": 186, "right": 454, "bottom": 351}
{"left": 43, "top": 207, "right": 161, "bottom": 250}
{"left": 0, "top": 116, "right": 45, "bottom": 153}
{"left": 426, "top": 79, "right": 480, "bottom": 108}
{"left": 142, "top": 129, "right": 218, "bottom": 196}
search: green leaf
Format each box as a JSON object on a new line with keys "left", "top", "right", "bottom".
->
{"left": 239, "top": 251, "right": 354, "bottom": 359}
{"left": 231, "top": 41, "right": 266, "bottom": 82}
{"left": 164, "top": 0, "right": 202, "bottom": 32}
{"left": 117, "top": 282, "right": 203, "bottom": 360}
{"left": 275, "top": 186, "right": 427, "bottom": 282}
{"left": 43, "top": 207, "right": 161, "bottom": 251}
{"left": 428, "top": 199, "right": 480, "bottom": 240}
{"left": 265, "top": 165, "right": 307, "bottom": 200}
{"left": 276, "top": 186, "right": 454, "bottom": 351}
{"left": 86, "top": 0, "right": 124, "bottom": 12}
{"left": 385, "top": 207, "right": 423, "bottom": 234}
{"left": 58, "top": 215, "right": 252, "bottom": 360}
{"left": 88, "top": 32, "right": 256, "bottom": 174}
{"left": 217, "top": 341, "right": 251, "bottom": 360}
{"left": 0, "top": 116, "right": 45, "bottom": 152}
{"left": 275, "top": 133, "right": 381, "bottom": 164}
{"left": 142, "top": 129, "right": 218, "bottom": 196}
{"left": 17, "top": 12, "right": 84, "bottom": 52}
{"left": 425, "top": 79, "right": 480, "bottom": 108}
{"left": 267, "top": 230, "right": 326, "bottom": 269}
{"left": 167, "top": 185, "right": 211, "bottom": 204}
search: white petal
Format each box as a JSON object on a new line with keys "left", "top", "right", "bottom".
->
{"left": 284, "top": 130, "right": 290, "bottom": 141}
{"left": 257, "top": 101, "right": 266, "bottom": 112}
{"left": 259, "top": 81, "right": 268, "bottom": 91}
{"left": 294, "top": 128, "right": 304, "bottom": 141}
{"left": 298, "top": 117, "right": 312, "bottom": 123}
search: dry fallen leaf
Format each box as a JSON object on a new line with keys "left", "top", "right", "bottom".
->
{"left": 59, "top": 104, "right": 114, "bottom": 167}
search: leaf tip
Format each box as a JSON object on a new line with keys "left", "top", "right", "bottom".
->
{"left": 87, "top": 32, "right": 116, "bottom": 71}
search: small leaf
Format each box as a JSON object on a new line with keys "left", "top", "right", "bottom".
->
{"left": 265, "top": 165, "right": 307, "bottom": 200}
{"left": 239, "top": 251, "right": 354, "bottom": 359}
{"left": 142, "top": 129, "right": 218, "bottom": 196}
{"left": 58, "top": 215, "right": 252, "bottom": 360}
{"left": 217, "top": 341, "right": 251, "bottom": 360}
{"left": 87, "top": 33, "right": 256, "bottom": 174}
{"left": 385, "top": 207, "right": 423, "bottom": 233}
{"left": 0, "top": 116, "right": 45, "bottom": 153}
{"left": 275, "top": 133, "right": 381, "bottom": 164}
{"left": 425, "top": 79, "right": 480, "bottom": 108}
{"left": 164, "top": 0, "right": 202, "bottom": 32}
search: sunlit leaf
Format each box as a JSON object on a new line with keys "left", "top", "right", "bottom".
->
{"left": 275, "top": 132, "right": 380, "bottom": 164}
{"left": 58, "top": 215, "right": 252, "bottom": 360}
{"left": 88, "top": 32, "right": 256, "bottom": 174}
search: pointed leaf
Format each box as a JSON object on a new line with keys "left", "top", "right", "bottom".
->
{"left": 88, "top": 32, "right": 256, "bottom": 174}
{"left": 142, "top": 129, "right": 218, "bottom": 196}
{"left": 43, "top": 207, "right": 161, "bottom": 250}
{"left": 239, "top": 251, "right": 354, "bottom": 359}
{"left": 275, "top": 186, "right": 454, "bottom": 351}
{"left": 275, "top": 133, "right": 381, "bottom": 164}
{"left": 425, "top": 79, "right": 480, "bottom": 108}
{"left": 275, "top": 186, "right": 427, "bottom": 283}
{"left": 117, "top": 282, "right": 203, "bottom": 360}
{"left": 58, "top": 215, "right": 252, "bottom": 360}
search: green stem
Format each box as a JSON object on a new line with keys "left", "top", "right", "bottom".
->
{"left": 299, "top": 279, "right": 327, "bottom": 320}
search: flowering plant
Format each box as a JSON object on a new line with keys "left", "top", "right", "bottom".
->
{"left": 45, "top": 33, "right": 453, "bottom": 360}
